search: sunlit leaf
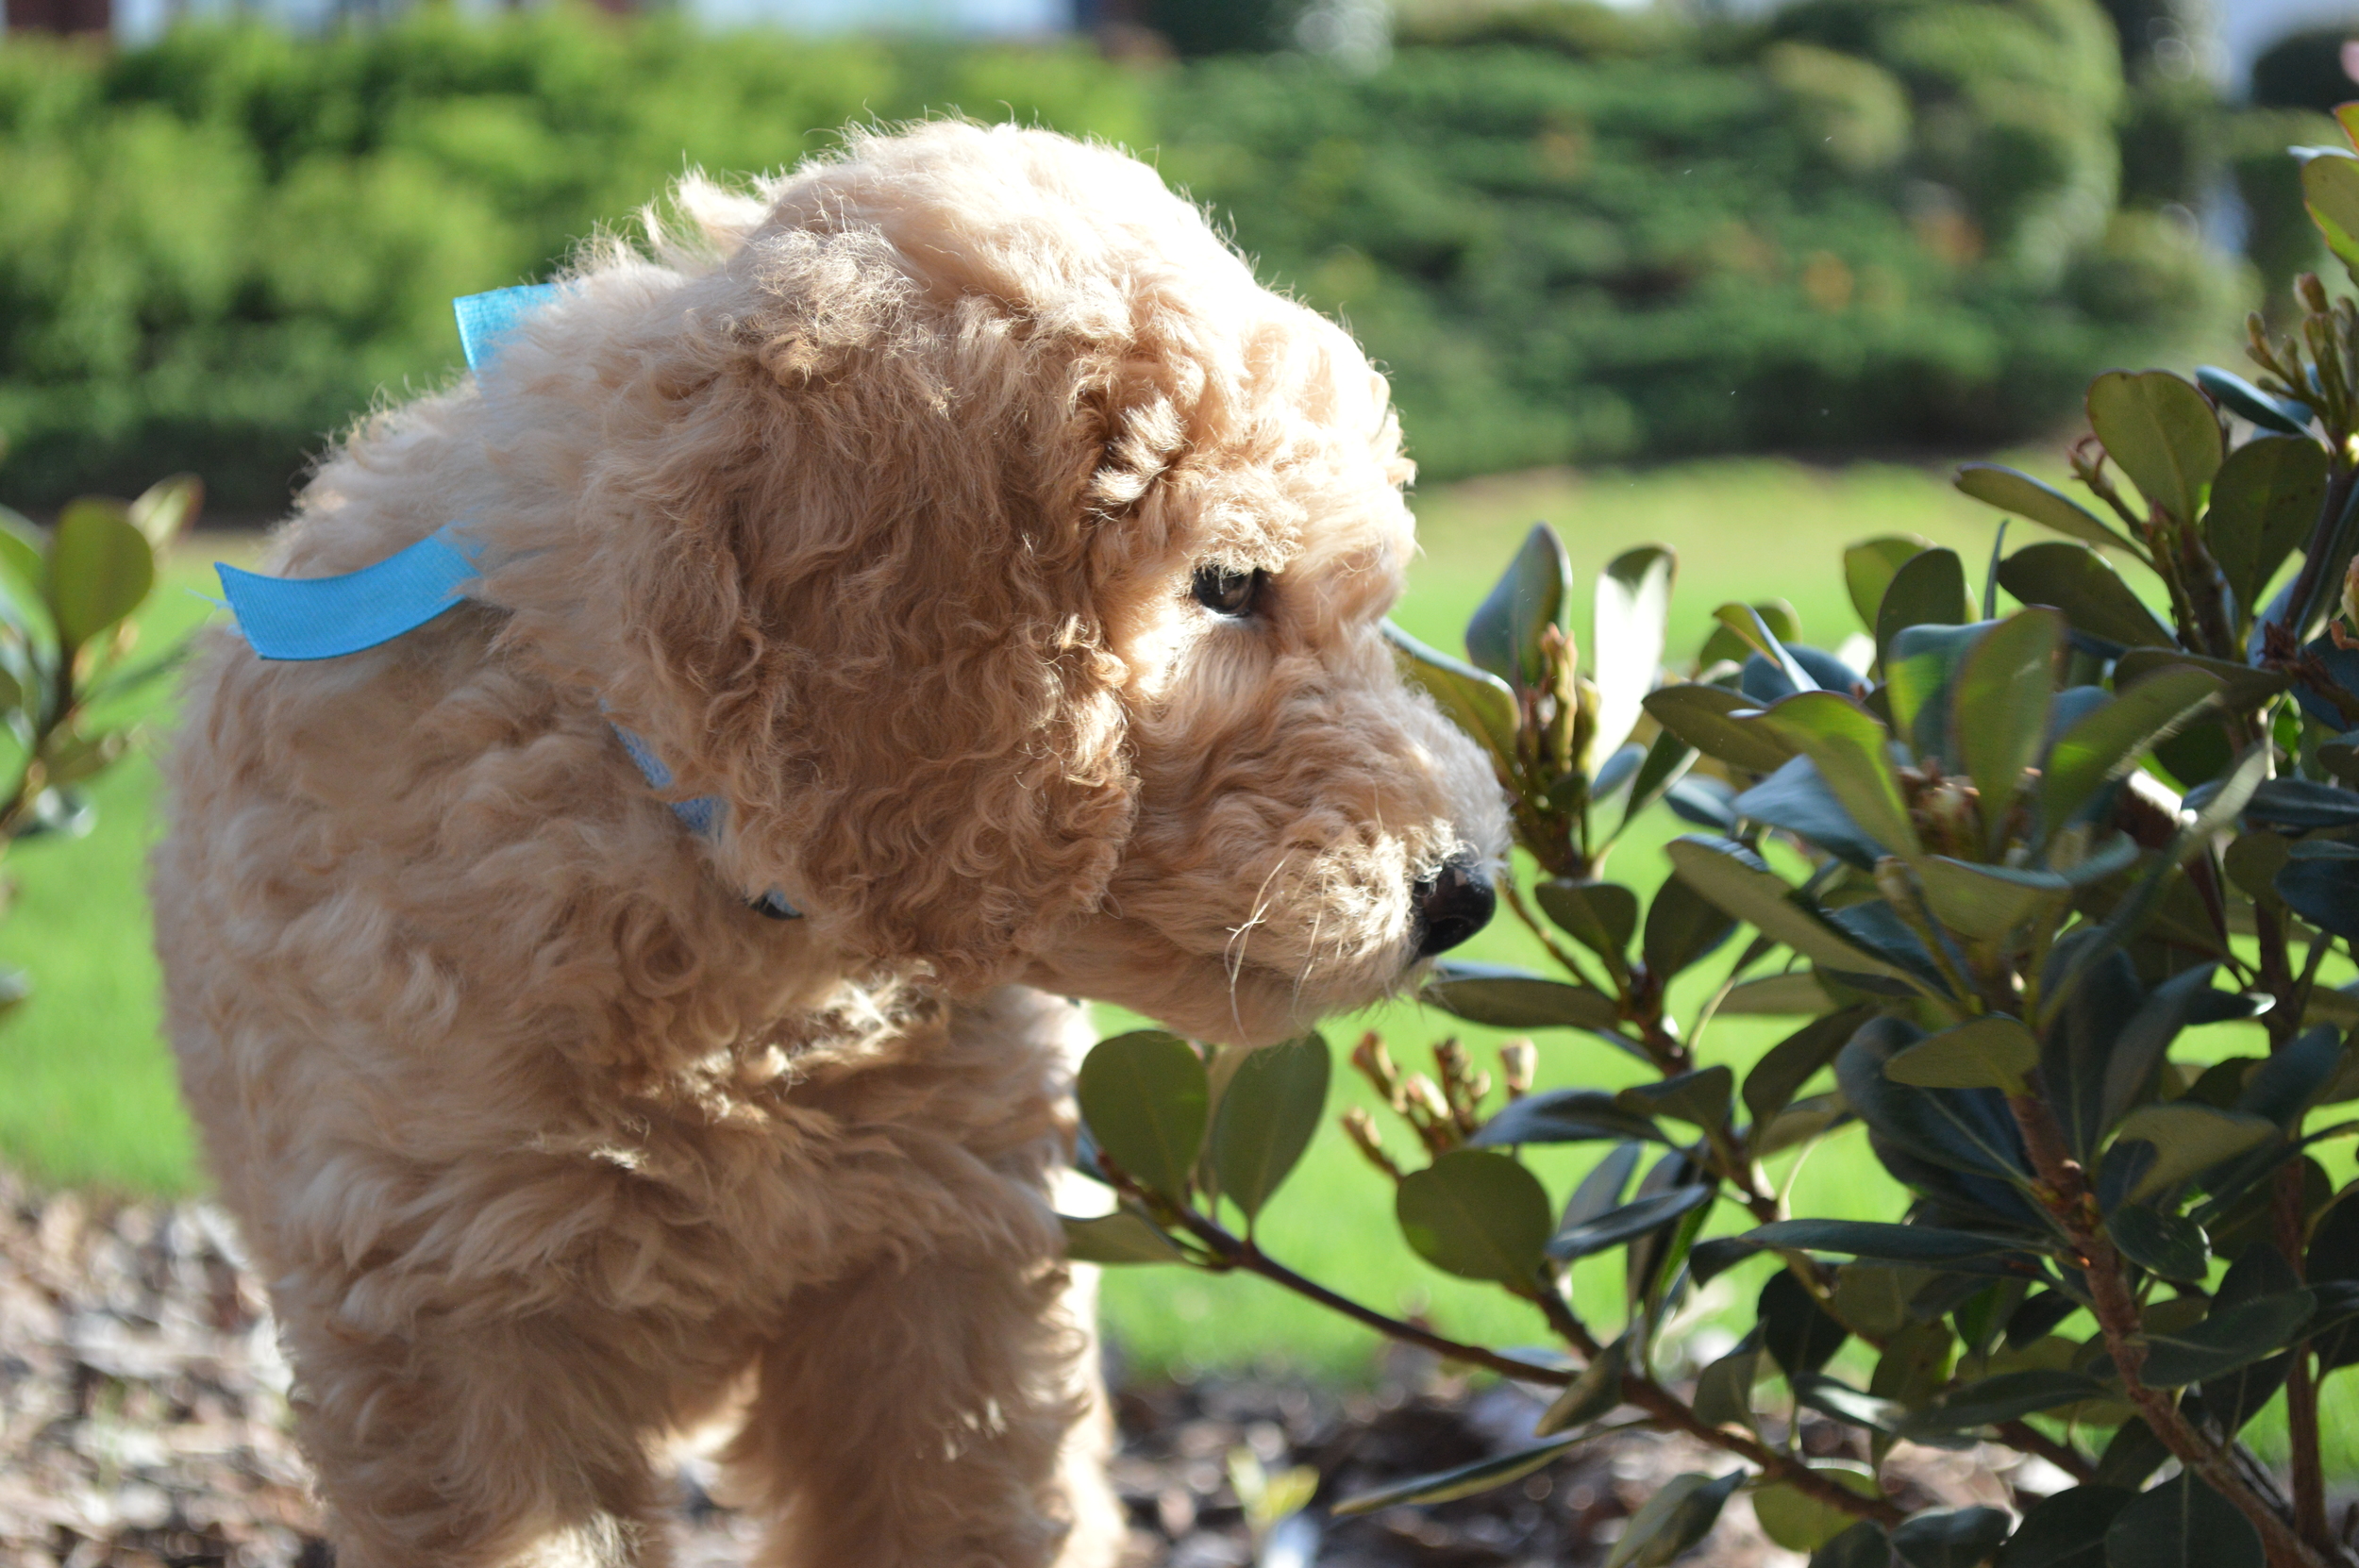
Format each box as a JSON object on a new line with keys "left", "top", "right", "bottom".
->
{"left": 1466, "top": 522, "right": 1571, "bottom": 688}
{"left": 1884, "top": 1015, "right": 2037, "bottom": 1093}
{"left": 2112, "top": 1104, "right": 2275, "bottom": 1201}
{"left": 2087, "top": 370, "right": 2221, "bottom": 527}
{"left": 2202, "top": 436, "right": 2327, "bottom": 615}
{"left": 1755, "top": 1466, "right": 1884, "bottom": 1553}
{"left": 1644, "top": 683, "right": 1797, "bottom": 773}
{"left": 2133, "top": 1289, "right": 2315, "bottom": 1386}
{"left": 1397, "top": 1149, "right": 1552, "bottom": 1285}
{"left": 1076, "top": 1031, "right": 1208, "bottom": 1201}
{"left": 1847, "top": 536, "right": 1933, "bottom": 635}
{"left": 127, "top": 473, "right": 203, "bottom": 550}
{"left": 1956, "top": 465, "right": 2138, "bottom": 557}
{"left": 47, "top": 499, "right": 155, "bottom": 651}
{"left": 1755, "top": 692, "right": 1920, "bottom": 858}
{"left": 1060, "top": 1208, "right": 1190, "bottom": 1264}
{"left": 1916, "top": 859, "right": 2073, "bottom": 942}
{"left": 1537, "top": 879, "right": 1638, "bottom": 978}
{"left": 1209, "top": 1033, "right": 1329, "bottom": 1223}
{"left": 1594, "top": 544, "right": 1675, "bottom": 766}
{"left": 2304, "top": 151, "right": 2359, "bottom": 281}
{"left": 1952, "top": 609, "right": 2063, "bottom": 842}
{"left": 1666, "top": 837, "right": 1916, "bottom": 986}
{"left": 2040, "top": 670, "right": 2221, "bottom": 837}
{"left": 1722, "top": 971, "right": 1832, "bottom": 1015}
{"left": 1386, "top": 621, "right": 1518, "bottom": 766}
{"left": 1996, "top": 542, "right": 2175, "bottom": 652}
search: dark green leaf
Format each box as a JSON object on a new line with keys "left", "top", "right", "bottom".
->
{"left": 2194, "top": 366, "right": 2313, "bottom": 436}
{"left": 1548, "top": 1184, "right": 1713, "bottom": 1261}
{"left": 1953, "top": 609, "right": 2064, "bottom": 842}
{"left": 1209, "top": 1032, "right": 1330, "bottom": 1223}
{"left": 47, "top": 500, "right": 155, "bottom": 651}
{"left": 2112, "top": 1104, "right": 2276, "bottom": 1201}
{"left": 2102, "top": 1475, "right": 2261, "bottom": 1568}
{"left": 1619, "top": 725, "right": 1699, "bottom": 839}
{"left": 1606, "top": 1471, "right": 1746, "bottom": 1568}
{"left": 2136, "top": 1289, "right": 2316, "bottom": 1386}
{"left": 1956, "top": 464, "right": 2139, "bottom": 556}
{"left": 2040, "top": 670, "right": 2222, "bottom": 836}
{"left": 1535, "top": 1335, "right": 1627, "bottom": 1435}
{"left": 1538, "top": 880, "right": 1639, "bottom": 976}
{"left": 1562, "top": 1143, "right": 1644, "bottom": 1228}
{"left": 2309, "top": 1189, "right": 2359, "bottom": 1371}
{"left": 1643, "top": 864, "right": 1742, "bottom": 982}
{"left": 1893, "top": 1508, "right": 2013, "bottom": 1568}
{"left": 2240, "top": 777, "right": 2359, "bottom": 829}
{"left": 1794, "top": 1375, "right": 1910, "bottom": 1437}
{"left": 1885, "top": 1016, "right": 2037, "bottom": 1093}
{"left": 1733, "top": 756, "right": 1888, "bottom": 869}
{"left": 1762, "top": 1269, "right": 1849, "bottom": 1377}
{"left": 1077, "top": 1031, "right": 1209, "bottom": 1201}
{"left": 2086, "top": 370, "right": 2222, "bottom": 526}
{"left": 1666, "top": 837, "right": 1920, "bottom": 988}
{"left": 2200, "top": 1243, "right": 2300, "bottom": 1433}
{"left": 1397, "top": 1149, "right": 1552, "bottom": 1285}
{"left": 1474, "top": 1089, "right": 1666, "bottom": 1147}
{"left": 2202, "top": 436, "right": 2327, "bottom": 613}
{"left": 1386, "top": 621, "right": 1518, "bottom": 766}
{"left": 1692, "top": 1333, "right": 1761, "bottom": 1429}
{"left": 1061, "top": 1208, "right": 1190, "bottom": 1264}
{"left": 2094, "top": 1420, "right": 2171, "bottom": 1490}
{"left": 1906, "top": 1367, "right": 2114, "bottom": 1433}
{"left": 2276, "top": 841, "right": 2359, "bottom": 939}
{"left": 1877, "top": 548, "right": 1971, "bottom": 670}
{"left": 1999, "top": 1491, "right": 2133, "bottom": 1568}
{"left": 1644, "top": 683, "right": 1798, "bottom": 774}
{"left": 2098, "top": 965, "right": 2231, "bottom": 1143}
{"left": 1330, "top": 1431, "right": 1591, "bottom": 1517}
{"left": 1744, "top": 1008, "right": 1870, "bottom": 1130}
{"left": 1723, "top": 971, "right": 1833, "bottom": 1015}
{"left": 1595, "top": 544, "right": 1676, "bottom": 763}
{"left": 1738, "top": 1219, "right": 2040, "bottom": 1271}
{"left": 2234, "top": 1026, "right": 2345, "bottom": 1128}
{"left": 1840, "top": 1016, "right": 2033, "bottom": 1182}
{"left": 1888, "top": 621, "right": 1993, "bottom": 762}
{"left": 1423, "top": 962, "right": 1621, "bottom": 1030}
{"left": 2106, "top": 1206, "right": 2210, "bottom": 1283}
{"left": 1617, "top": 1066, "right": 1732, "bottom": 1129}
{"left": 1467, "top": 522, "right": 1570, "bottom": 689}
{"left": 1816, "top": 1523, "right": 1896, "bottom": 1568}
{"left": 2111, "top": 651, "right": 2289, "bottom": 712}
{"left": 1848, "top": 536, "right": 1934, "bottom": 633}
{"left": 1756, "top": 691, "right": 1918, "bottom": 857}
{"left": 1997, "top": 542, "right": 2176, "bottom": 652}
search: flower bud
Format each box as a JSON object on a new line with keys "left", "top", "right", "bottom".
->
{"left": 1499, "top": 1039, "right": 1537, "bottom": 1096}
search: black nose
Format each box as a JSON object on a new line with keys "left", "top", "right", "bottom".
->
{"left": 1414, "top": 853, "right": 1496, "bottom": 958}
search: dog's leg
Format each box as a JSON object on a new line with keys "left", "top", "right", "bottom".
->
{"left": 727, "top": 1249, "right": 1124, "bottom": 1568}
{"left": 276, "top": 1288, "right": 685, "bottom": 1568}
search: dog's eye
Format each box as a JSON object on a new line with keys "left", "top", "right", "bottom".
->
{"left": 1190, "top": 564, "right": 1264, "bottom": 618}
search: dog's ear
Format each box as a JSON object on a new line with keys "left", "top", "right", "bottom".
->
{"left": 578, "top": 233, "right": 1142, "bottom": 989}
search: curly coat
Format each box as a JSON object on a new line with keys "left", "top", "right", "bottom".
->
{"left": 151, "top": 123, "right": 1505, "bottom": 1567}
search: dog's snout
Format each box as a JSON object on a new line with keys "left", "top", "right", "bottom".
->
{"left": 1413, "top": 852, "right": 1495, "bottom": 959}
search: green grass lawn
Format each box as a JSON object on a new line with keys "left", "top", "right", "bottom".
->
{"left": 4, "top": 459, "right": 2352, "bottom": 1471}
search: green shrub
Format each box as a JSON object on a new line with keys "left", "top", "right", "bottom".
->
{"left": 1068, "top": 128, "right": 2359, "bottom": 1565}
{"left": 0, "top": 2, "right": 2248, "bottom": 508}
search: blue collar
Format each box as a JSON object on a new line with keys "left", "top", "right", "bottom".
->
{"left": 215, "top": 286, "right": 800, "bottom": 922}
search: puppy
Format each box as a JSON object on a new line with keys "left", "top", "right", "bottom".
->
{"left": 152, "top": 122, "right": 1506, "bottom": 1567}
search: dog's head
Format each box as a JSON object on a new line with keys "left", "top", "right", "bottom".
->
{"left": 484, "top": 123, "right": 1506, "bottom": 1043}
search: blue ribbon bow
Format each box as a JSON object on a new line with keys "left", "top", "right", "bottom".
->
{"left": 216, "top": 285, "right": 799, "bottom": 920}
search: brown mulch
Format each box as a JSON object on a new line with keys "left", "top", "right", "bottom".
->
{"left": 0, "top": 1175, "right": 2036, "bottom": 1568}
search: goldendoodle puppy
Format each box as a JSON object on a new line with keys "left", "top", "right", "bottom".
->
{"left": 152, "top": 122, "right": 1505, "bottom": 1567}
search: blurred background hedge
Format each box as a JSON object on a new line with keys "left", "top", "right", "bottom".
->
{"left": 0, "top": 0, "right": 2295, "bottom": 509}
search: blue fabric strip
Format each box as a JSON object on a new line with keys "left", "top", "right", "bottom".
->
{"left": 454, "top": 284, "right": 560, "bottom": 374}
{"left": 213, "top": 283, "right": 800, "bottom": 918}
{"left": 215, "top": 525, "right": 480, "bottom": 661}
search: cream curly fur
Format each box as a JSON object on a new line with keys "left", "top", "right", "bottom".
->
{"left": 151, "top": 123, "right": 1506, "bottom": 1567}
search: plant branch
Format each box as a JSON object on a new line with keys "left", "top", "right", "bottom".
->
{"left": 2004, "top": 1092, "right": 2340, "bottom": 1568}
